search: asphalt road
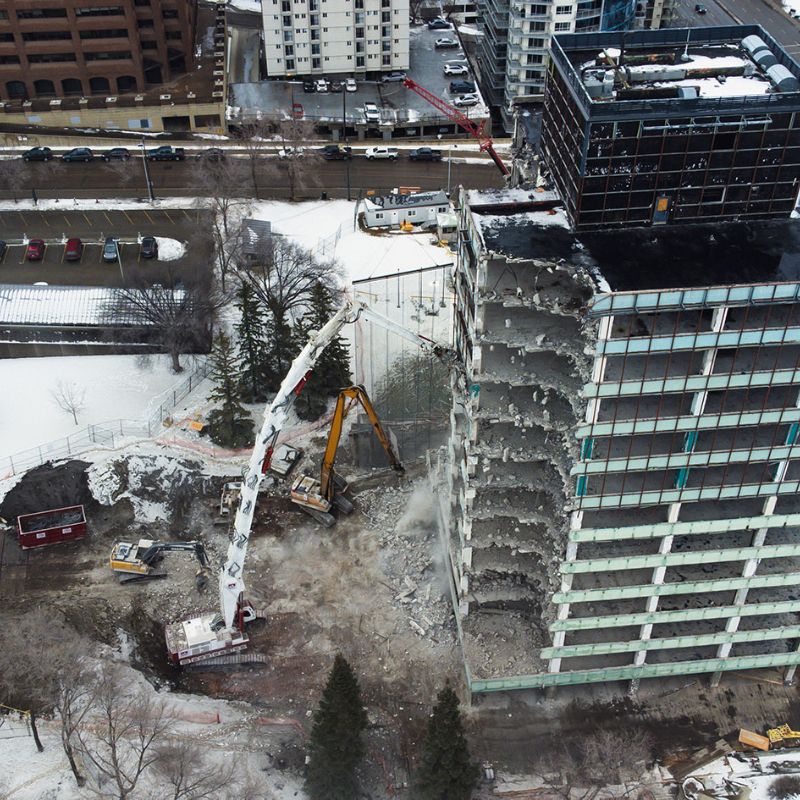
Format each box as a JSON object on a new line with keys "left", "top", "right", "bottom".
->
{"left": 0, "top": 209, "right": 210, "bottom": 288}
{"left": 1, "top": 156, "right": 504, "bottom": 202}
{"left": 669, "top": 0, "right": 800, "bottom": 55}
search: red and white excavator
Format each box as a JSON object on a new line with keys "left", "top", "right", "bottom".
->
{"left": 165, "top": 298, "right": 458, "bottom": 666}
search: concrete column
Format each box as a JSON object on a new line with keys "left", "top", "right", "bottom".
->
{"left": 549, "top": 512, "right": 582, "bottom": 674}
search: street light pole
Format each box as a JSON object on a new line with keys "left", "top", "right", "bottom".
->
{"left": 140, "top": 138, "right": 154, "bottom": 203}
{"left": 343, "top": 87, "right": 352, "bottom": 202}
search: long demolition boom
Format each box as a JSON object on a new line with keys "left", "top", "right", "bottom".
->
{"left": 218, "top": 299, "right": 457, "bottom": 631}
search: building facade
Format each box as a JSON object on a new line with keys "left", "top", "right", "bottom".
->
{"left": 541, "top": 26, "right": 800, "bottom": 230}
{"left": 261, "top": 0, "right": 409, "bottom": 78}
{"left": 0, "top": 0, "right": 197, "bottom": 101}
{"left": 444, "top": 188, "right": 800, "bottom": 693}
{"left": 474, "top": 0, "right": 650, "bottom": 127}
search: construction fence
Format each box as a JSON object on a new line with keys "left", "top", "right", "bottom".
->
{"left": 0, "top": 361, "right": 209, "bottom": 478}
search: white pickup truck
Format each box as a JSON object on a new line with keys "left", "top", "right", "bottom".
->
{"left": 364, "top": 146, "right": 399, "bottom": 160}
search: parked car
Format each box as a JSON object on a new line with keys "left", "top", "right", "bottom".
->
{"left": 409, "top": 147, "right": 443, "bottom": 162}
{"left": 427, "top": 17, "right": 451, "bottom": 28}
{"left": 22, "top": 147, "right": 53, "bottom": 162}
{"left": 444, "top": 63, "right": 469, "bottom": 76}
{"left": 196, "top": 147, "right": 226, "bottom": 162}
{"left": 330, "top": 80, "right": 343, "bottom": 93}
{"left": 64, "top": 237, "right": 83, "bottom": 262}
{"left": 62, "top": 147, "right": 93, "bottom": 162}
{"left": 365, "top": 146, "right": 399, "bottom": 160}
{"left": 26, "top": 239, "right": 45, "bottom": 261}
{"left": 453, "top": 92, "right": 480, "bottom": 107}
{"left": 315, "top": 78, "right": 329, "bottom": 93}
{"left": 381, "top": 71, "right": 407, "bottom": 82}
{"left": 303, "top": 80, "right": 316, "bottom": 93}
{"left": 0, "top": 240, "right": 7, "bottom": 261}
{"left": 434, "top": 37, "right": 459, "bottom": 49}
{"left": 345, "top": 78, "right": 357, "bottom": 92}
{"left": 102, "top": 237, "right": 119, "bottom": 263}
{"left": 103, "top": 147, "right": 130, "bottom": 161}
{"left": 450, "top": 79, "right": 476, "bottom": 93}
{"left": 363, "top": 102, "right": 382, "bottom": 123}
{"left": 278, "top": 146, "right": 306, "bottom": 158}
{"left": 694, "top": 3, "right": 707, "bottom": 11}
{"left": 140, "top": 236, "right": 158, "bottom": 259}
{"left": 147, "top": 146, "right": 185, "bottom": 161}
{"left": 320, "top": 145, "right": 353, "bottom": 160}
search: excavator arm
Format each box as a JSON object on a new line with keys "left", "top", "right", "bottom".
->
{"left": 318, "top": 386, "right": 403, "bottom": 503}
{"left": 138, "top": 541, "right": 210, "bottom": 568}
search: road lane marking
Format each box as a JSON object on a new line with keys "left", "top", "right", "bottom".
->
{"left": 123, "top": 210, "right": 134, "bottom": 225}
{"left": 144, "top": 210, "right": 154, "bottom": 224}
{"left": 163, "top": 210, "right": 175, "bottom": 224}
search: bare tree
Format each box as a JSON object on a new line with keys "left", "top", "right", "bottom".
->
{"left": 0, "top": 158, "right": 29, "bottom": 202}
{"left": 533, "top": 728, "right": 654, "bottom": 800}
{"left": 275, "top": 118, "right": 323, "bottom": 201}
{"left": 108, "top": 272, "right": 224, "bottom": 373}
{"left": 152, "top": 740, "right": 238, "bottom": 800}
{"left": 0, "top": 610, "right": 95, "bottom": 785}
{"left": 196, "top": 158, "right": 252, "bottom": 293}
{"left": 236, "top": 118, "right": 274, "bottom": 199}
{"left": 409, "top": 0, "right": 426, "bottom": 22}
{"left": 51, "top": 380, "right": 86, "bottom": 425}
{"left": 74, "top": 663, "right": 173, "bottom": 800}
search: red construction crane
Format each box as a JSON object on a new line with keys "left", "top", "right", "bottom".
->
{"left": 403, "top": 78, "right": 509, "bottom": 176}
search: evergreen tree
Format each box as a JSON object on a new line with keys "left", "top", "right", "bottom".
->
{"left": 305, "top": 654, "right": 368, "bottom": 800}
{"left": 293, "top": 282, "right": 351, "bottom": 421}
{"left": 235, "top": 282, "right": 272, "bottom": 403}
{"left": 206, "top": 330, "right": 253, "bottom": 448}
{"left": 415, "top": 683, "right": 479, "bottom": 800}
{"left": 266, "top": 306, "right": 299, "bottom": 393}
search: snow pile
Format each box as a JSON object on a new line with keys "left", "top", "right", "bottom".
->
{"left": 153, "top": 236, "right": 187, "bottom": 261}
{"left": 477, "top": 208, "right": 571, "bottom": 233}
{"left": 228, "top": 0, "right": 262, "bottom": 11}
{"left": 87, "top": 453, "right": 204, "bottom": 523}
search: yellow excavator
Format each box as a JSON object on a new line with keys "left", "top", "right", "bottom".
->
{"left": 767, "top": 723, "right": 800, "bottom": 748}
{"left": 109, "top": 539, "right": 210, "bottom": 584}
{"left": 290, "top": 385, "right": 404, "bottom": 527}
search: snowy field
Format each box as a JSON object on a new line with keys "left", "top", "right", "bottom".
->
{"left": 0, "top": 354, "right": 197, "bottom": 459}
{"left": 253, "top": 199, "right": 453, "bottom": 282}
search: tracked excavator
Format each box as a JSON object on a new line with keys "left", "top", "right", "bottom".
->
{"left": 164, "top": 298, "right": 459, "bottom": 667}
{"left": 110, "top": 539, "right": 210, "bottom": 584}
{"left": 290, "top": 385, "right": 404, "bottom": 527}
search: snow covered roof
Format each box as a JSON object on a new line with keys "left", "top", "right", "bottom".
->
{"left": 0, "top": 285, "right": 178, "bottom": 327}
{"left": 364, "top": 190, "right": 450, "bottom": 211}
{"left": 240, "top": 218, "right": 273, "bottom": 256}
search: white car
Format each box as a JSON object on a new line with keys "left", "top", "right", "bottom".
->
{"left": 363, "top": 102, "right": 381, "bottom": 122}
{"left": 315, "top": 79, "right": 329, "bottom": 93}
{"left": 278, "top": 146, "right": 306, "bottom": 158}
{"left": 364, "top": 146, "right": 398, "bottom": 160}
{"left": 444, "top": 64, "right": 469, "bottom": 76}
{"left": 345, "top": 78, "right": 357, "bottom": 92}
{"left": 453, "top": 93, "right": 479, "bottom": 107}
{"left": 434, "top": 37, "right": 459, "bottom": 49}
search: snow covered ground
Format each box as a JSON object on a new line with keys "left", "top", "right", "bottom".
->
{"left": 252, "top": 199, "right": 452, "bottom": 282}
{"left": 0, "top": 355, "right": 200, "bottom": 460}
{"left": 1, "top": 659, "right": 306, "bottom": 800}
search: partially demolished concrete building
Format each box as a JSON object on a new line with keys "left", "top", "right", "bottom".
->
{"left": 443, "top": 188, "right": 800, "bottom": 693}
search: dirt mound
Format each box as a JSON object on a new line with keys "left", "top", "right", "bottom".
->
{"left": 0, "top": 459, "right": 94, "bottom": 519}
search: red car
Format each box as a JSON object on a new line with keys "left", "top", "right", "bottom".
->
{"left": 65, "top": 237, "right": 83, "bottom": 262}
{"left": 26, "top": 239, "right": 45, "bottom": 261}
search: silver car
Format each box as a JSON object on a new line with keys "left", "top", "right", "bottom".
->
{"left": 102, "top": 237, "right": 119, "bottom": 263}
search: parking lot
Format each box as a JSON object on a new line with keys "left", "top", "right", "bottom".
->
{"left": 229, "top": 23, "right": 486, "bottom": 131}
{"left": 0, "top": 208, "right": 211, "bottom": 288}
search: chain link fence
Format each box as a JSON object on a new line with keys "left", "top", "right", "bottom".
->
{"left": 0, "top": 361, "right": 209, "bottom": 478}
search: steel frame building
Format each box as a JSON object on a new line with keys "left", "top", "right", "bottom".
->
{"left": 443, "top": 189, "right": 800, "bottom": 694}
{"left": 541, "top": 26, "right": 800, "bottom": 230}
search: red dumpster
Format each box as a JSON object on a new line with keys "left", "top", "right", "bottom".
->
{"left": 16, "top": 505, "right": 87, "bottom": 549}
